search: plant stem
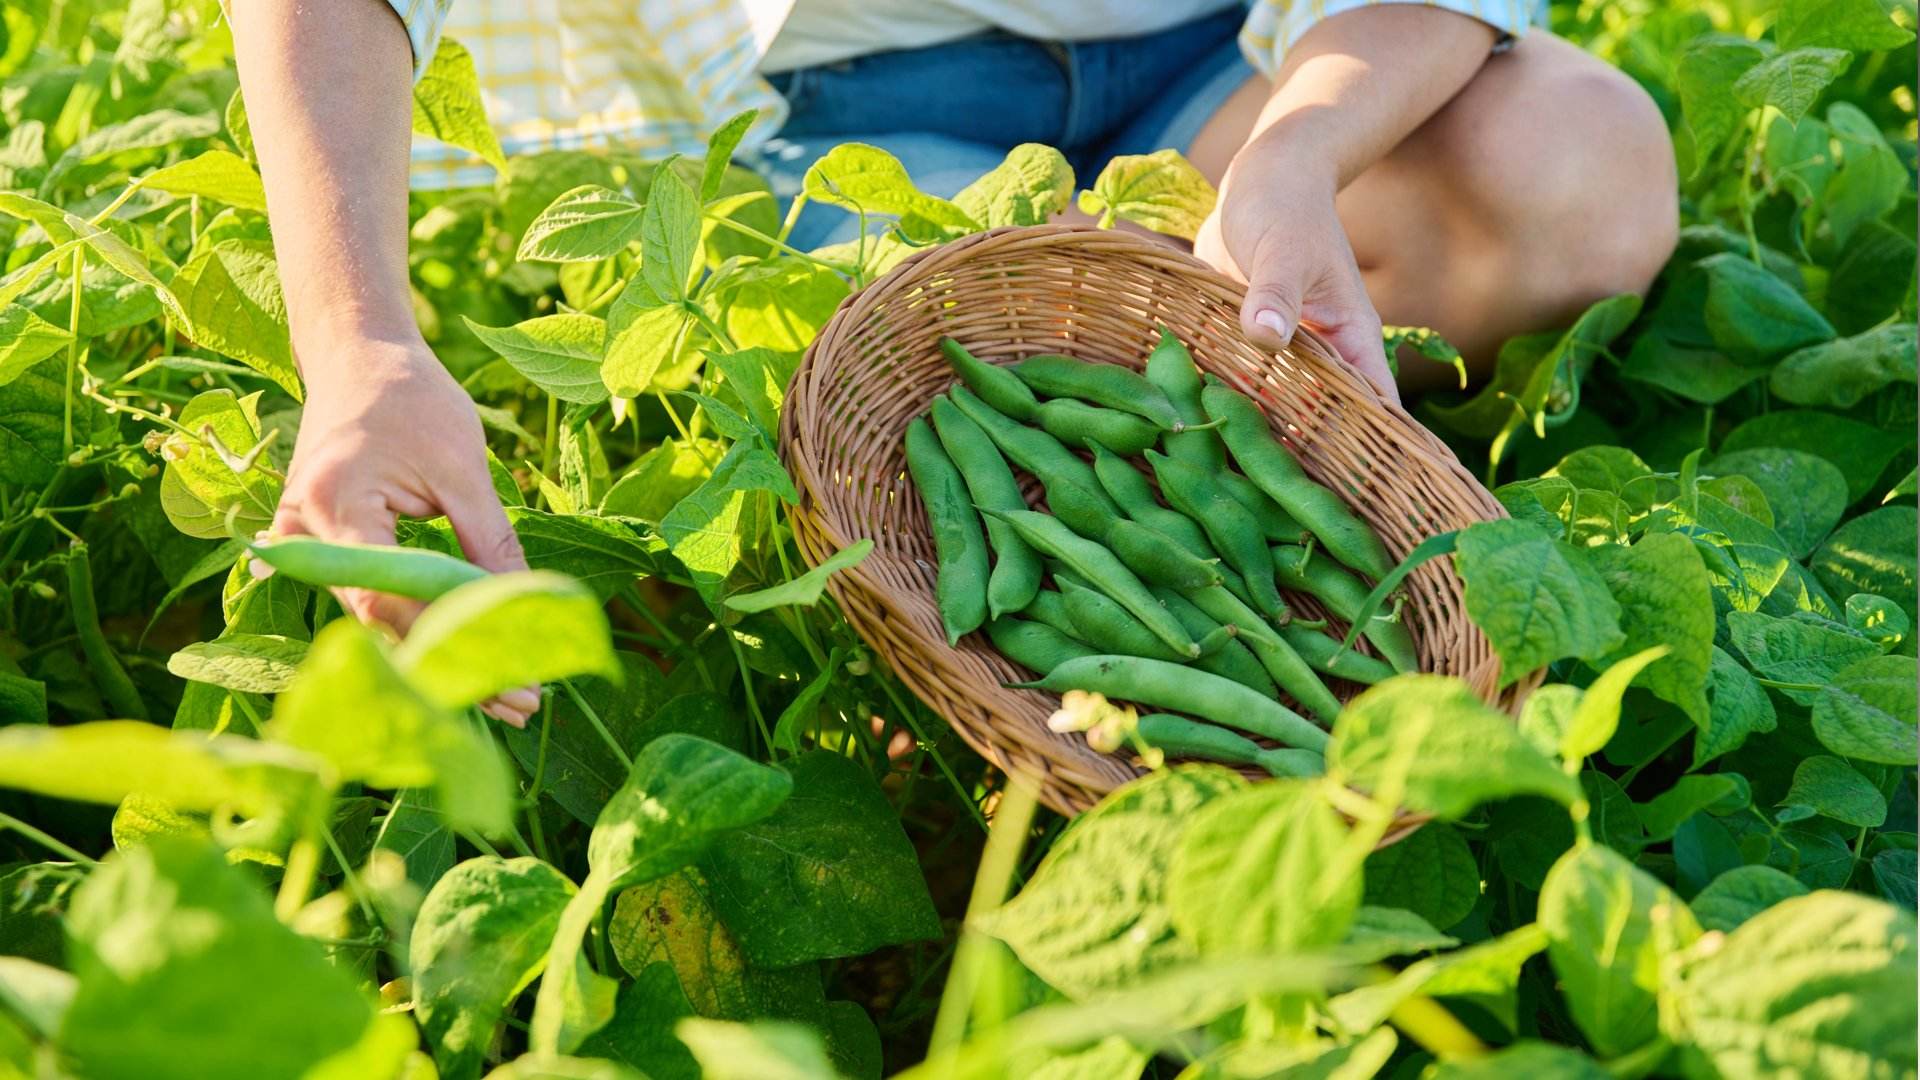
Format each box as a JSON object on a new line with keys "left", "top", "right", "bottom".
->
{"left": 559, "top": 679, "right": 632, "bottom": 771}
{"left": 0, "top": 811, "right": 98, "bottom": 865}
{"left": 64, "top": 246, "right": 85, "bottom": 455}
{"left": 703, "top": 210, "right": 854, "bottom": 275}
{"left": 927, "top": 779, "right": 1040, "bottom": 1058}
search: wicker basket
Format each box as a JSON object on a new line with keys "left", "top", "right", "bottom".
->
{"left": 780, "top": 224, "right": 1537, "bottom": 818}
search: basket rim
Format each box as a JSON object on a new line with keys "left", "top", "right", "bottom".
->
{"left": 778, "top": 223, "right": 1539, "bottom": 818}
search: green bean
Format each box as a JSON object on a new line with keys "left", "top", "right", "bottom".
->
{"left": 1057, "top": 579, "right": 1188, "bottom": 662}
{"left": 905, "top": 418, "right": 989, "bottom": 644}
{"left": 1035, "top": 400, "right": 1161, "bottom": 455}
{"left": 1089, "top": 445, "right": 1216, "bottom": 560}
{"left": 1010, "top": 655, "right": 1329, "bottom": 751}
{"left": 1151, "top": 586, "right": 1279, "bottom": 697}
{"left": 1135, "top": 714, "right": 1325, "bottom": 778}
{"left": 1182, "top": 584, "right": 1344, "bottom": 723}
{"left": 1021, "top": 589, "right": 1083, "bottom": 640}
{"left": 1279, "top": 624, "right": 1396, "bottom": 684}
{"left": 987, "top": 617, "right": 1096, "bottom": 675}
{"left": 1144, "top": 451, "right": 1288, "bottom": 621}
{"left": 248, "top": 535, "right": 487, "bottom": 600}
{"left": 1144, "top": 327, "right": 1228, "bottom": 472}
{"left": 948, "top": 386, "right": 1114, "bottom": 517}
{"left": 983, "top": 509, "right": 1199, "bottom": 658}
{"left": 1273, "top": 544, "right": 1418, "bottom": 673}
{"left": 940, "top": 337, "right": 1039, "bottom": 421}
{"left": 1219, "top": 472, "right": 1309, "bottom": 544}
{"left": 1041, "top": 473, "right": 1127, "bottom": 541}
{"left": 1010, "top": 354, "right": 1183, "bottom": 429}
{"left": 1105, "top": 518, "right": 1222, "bottom": 590}
{"left": 1202, "top": 379, "right": 1394, "bottom": 581}
{"left": 930, "top": 396, "right": 1042, "bottom": 619}
{"left": 67, "top": 545, "right": 149, "bottom": 721}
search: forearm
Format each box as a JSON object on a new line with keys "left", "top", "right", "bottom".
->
{"left": 1244, "top": 7, "right": 1498, "bottom": 189}
{"left": 229, "top": 0, "right": 418, "bottom": 384}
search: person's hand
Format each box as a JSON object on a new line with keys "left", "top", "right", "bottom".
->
{"left": 1195, "top": 144, "right": 1400, "bottom": 405}
{"left": 265, "top": 332, "right": 539, "bottom": 725}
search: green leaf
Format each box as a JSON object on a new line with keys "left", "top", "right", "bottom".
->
{"left": 0, "top": 356, "right": 110, "bottom": 487}
{"left": 1636, "top": 775, "right": 1743, "bottom": 842}
{"left": 269, "top": 619, "right": 514, "bottom": 834}
{"left": 1363, "top": 824, "right": 1481, "bottom": 932}
{"left": 589, "top": 734, "right": 792, "bottom": 889}
{"left": 1427, "top": 1043, "right": 1611, "bottom": 1080}
{"left": 659, "top": 441, "right": 798, "bottom": 599}
{"left": 166, "top": 633, "right": 308, "bottom": 694}
{"left": 1676, "top": 37, "right": 1767, "bottom": 175}
{"left": 1454, "top": 520, "right": 1624, "bottom": 682}
{"left": 1811, "top": 506, "right": 1917, "bottom": 624}
{"left": 1589, "top": 533, "right": 1715, "bottom": 725}
{"left": 980, "top": 766, "right": 1246, "bottom": 997}
{"left": 1384, "top": 324, "right": 1468, "bottom": 387}
{"left": 412, "top": 37, "right": 506, "bottom": 171}
{"left": 1770, "top": 323, "right": 1916, "bottom": 409}
{"left": 1167, "top": 780, "right": 1359, "bottom": 955}
{"left": 711, "top": 258, "right": 847, "bottom": 354}
{"left": 1871, "top": 850, "right": 1916, "bottom": 908}
{"left": 392, "top": 570, "right": 619, "bottom": 711}
{"left": 1707, "top": 448, "right": 1848, "bottom": 558}
{"left": 675, "top": 1019, "right": 839, "bottom": 1080}
{"left": 1699, "top": 253, "right": 1835, "bottom": 364}
{"left": 1426, "top": 296, "right": 1640, "bottom": 444}
{"left": 1824, "top": 109, "right": 1907, "bottom": 245}
{"left": 0, "top": 301, "right": 72, "bottom": 386}
{"left": 701, "top": 110, "right": 759, "bottom": 201}
{"left": 377, "top": 789, "right": 457, "bottom": 891}
{"left": 1075, "top": 149, "right": 1216, "bottom": 239}
{"left": 802, "top": 143, "right": 978, "bottom": 231}
{"left": 574, "top": 964, "right": 700, "bottom": 1080}
{"left": 1728, "top": 610, "right": 1882, "bottom": 705}
{"left": 953, "top": 143, "right": 1075, "bottom": 227}
{"left": 1776, "top": 0, "right": 1915, "bottom": 52}
{"left": 1617, "top": 335, "right": 1766, "bottom": 404}
{"left": 602, "top": 291, "right": 691, "bottom": 399}
{"left": 61, "top": 841, "right": 402, "bottom": 1080}
{"left": 1328, "top": 675, "right": 1582, "bottom": 819}
{"left": 1732, "top": 47, "right": 1853, "bottom": 124}
{"left": 136, "top": 148, "right": 266, "bottom": 212}
{"left": 1721, "top": 410, "right": 1905, "bottom": 504}
{"left": 499, "top": 654, "right": 682, "bottom": 826}
{"left": 1340, "top": 906, "right": 1459, "bottom": 962}
{"left": 1665, "top": 891, "right": 1917, "bottom": 1079}
{"left": 724, "top": 540, "right": 871, "bottom": 613}
{"left": 171, "top": 240, "right": 301, "bottom": 399}
{"left": 517, "top": 185, "right": 645, "bottom": 263}
{"left": 641, "top": 165, "right": 702, "bottom": 304}
{"left": 1844, "top": 592, "right": 1908, "bottom": 650}
{"left": 1690, "top": 866, "right": 1810, "bottom": 932}
{"left": 1828, "top": 222, "right": 1917, "bottom": 334}
{"left": 1562, "top": 647, "right": 1669, "bottom": 762}
{"left": 466, "top": 314, "right": 610, "bottom": 405}
{"left": 1781, "top": 755, "right": 1887, "bottom": 827}
{"left": 413, "top": 857, "right": 577, "bottom": 1080}
{"left": 1327, "top": 924, "right": 1547, "bottom": 1033}
{"left": 601, "top": 437, "right": 723, "bottom": 523}
{"left": 1812, "top": 654, "right": 1918, "bottom": 765}
{"left": 0, "top": 721, "right": 321, "bottom": 823}
{"left": 1540, "top": 843, "right": 1701, "bottom": 1057}
{"left": 703, "top": 750, "right": 940, "bottom": 967}
{"left": 42, "top": 109, "right": 221, "bottom": 192}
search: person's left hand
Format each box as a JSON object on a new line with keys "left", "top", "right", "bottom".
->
{"left": 1195, "top": 144, "right": 1400, "bottom": 405}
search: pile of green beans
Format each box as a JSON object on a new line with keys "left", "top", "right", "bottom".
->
{"left": 910, "top": 334, "right": 1416, "bottom": 774}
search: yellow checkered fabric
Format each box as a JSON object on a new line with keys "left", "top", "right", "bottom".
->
{"left": 378, "top": 0, "right": 1530, "bottom": 190}
{"left": 388, "top": 0, "right": 791, "bottom": 189}
{"left": 1240, "top": 0, "right": 1531, "bottom": 73}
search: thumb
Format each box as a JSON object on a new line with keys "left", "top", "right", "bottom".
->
{"left": 1238, "top": 240, "right": 1306, "bottom": 353}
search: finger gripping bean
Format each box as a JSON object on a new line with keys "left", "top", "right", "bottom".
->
{"left": 939, "top": 338, "right": 1039, "bottom": 421}
{"left": 1011, "top": 655, "right": 1329, "bottom": 751}
{"left": 248, "top": 535, "right": 489, "bottom": 600}
{"left": 984, "top": 509, "right": 1199, "bottom": 658}
{"left": 1202, "top": 380, "right": 1394, "bottom": 581}
{"left": 930, "top": 396, "right": 1042, "bottom": 619}
{"left": 1144, "top": 451, "right": 1289, "bottom": 621}
{"left": 1010, "top": 354, "right": 1183, "bottom": 429}
{"left": 905, "top": 418, "right": 990, "bottom": 644}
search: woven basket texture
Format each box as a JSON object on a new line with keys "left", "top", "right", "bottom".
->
{"left": 780, "top": 224, "right": 1539, "bottom": 818}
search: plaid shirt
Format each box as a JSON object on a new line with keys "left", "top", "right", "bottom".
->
{"left": 384, "top": 0, "right": 1529, "bottom": 189}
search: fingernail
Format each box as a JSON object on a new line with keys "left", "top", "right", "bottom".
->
{"left": 248, "top": 557, "right": 274, "bottom": 581}
{"left": 1254, "top": 309, "right": 1290, "bottom": 341}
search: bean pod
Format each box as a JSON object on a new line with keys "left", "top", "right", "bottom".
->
{"left": 1010, "top": 354, "right": 1183, "bottom": 429}
{"left": 1144, "top": 451, "right": 1289, "bottom": 621}
{"left": 984, "top": 509, "right": 1199, "bottom": 658}
{"left": 1144, "top": 327, "right": 1228, "bottom": 471}
{"left": 939, "top": 338, "right": 1039, "bottom": 421}
{"left": 1010, "top": 654, "right": 1329, "bottom": 751}
{"left": 986, "top": 617, "right": 1096, "bottom": 675}
{"left": 247, "top": 535, "right": 488, "bottom": 600}
{"left": 1089, "top": 444, "right": 1216, "bottom": 561}
{"left": 1036, "top": 400, "right": 1161, "bottom": 455}
{"left": 1151, "top": 586, "right": 1280, "bottom": 697}
{"left": 930, "top": 396, "right": 1042, "bottom": 619}
{"left": 905, "top": 418, "right": 990, "bottom": 643}
{"left": 1135, "top": 714, "right": 1326, "bottom": 778}
{"left": 1273, "top": 544, "right": 1418, "bottom": 673}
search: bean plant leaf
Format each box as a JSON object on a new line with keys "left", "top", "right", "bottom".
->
{"left": 1636, "top": 775, "right": 1744, "bottom": 842}
{"left": 1676, "top": 37, "right": 1766, "bottom": 175}
{"left": 1076, "top": 149, "right": 1216, "bottom": 239}
{"left": 1589, "top": 534, "right": 1714, "bottom": 725}
{"left": 466, "top": 314, "right": 610, "bottom": 405}
{"left": 1844, "top": 593, "right": 1908, "bottom": 650}
{"left": 701, "top": 750, "right": 939, "bottom": 968}
{"left": 158, "top": 390, "right": 281, "bottom": 540}
{"left": 392, "top": 570, "right": 619, "bottom": 712}
{"left": 1769, "top": 323, "right": 1917, "bottom": 408}
{"left": 676, "top": 1018, "right": 839, "bottom": 1080}
{"left": 723, "top": 540, "right": 872, "bottom": 613}
{"left": 1454, "top": 520, "right": 1624, "bottom": 682}
{"left": 412, "top": 37, "right": 507, "bottom": 171}
{"left": 1167, "top": 780, "right": 1359, "bottom": 955}
{"left": 1540, "top": 842, "right": 1701, "bottom": 1057}
{"left": 1812, "top": 654, "right": 1918, "bottom": 765}
{"left": 1699, "top": 254, "right": 1835, "bottom": 364}
{"left": 166, "top": 633, "right": 308, "bottom": 694}
{"left": 659, "top": 441, "right": 799, "bottom": 600}
{"left": 953, "top": 143, "right": 1075, "bottom": 227}
{"left": 1775, "top": 0, "right": 1915, "bottom": 52}
{"left": 641, "top": 165, "right": 702, "bottom": 304}
{"left": 170, "top": 239, "right": 301, "bottom": 399}
{"left": 603, "top": 294, "right": 690, "bottom": 399}
{"left": 701, "top": 110, "right": 759, "bottom": 201}
{"left": 1329, "top": 675, "right": 1582, "bottom": 819}
{"left": 0, "top": 302, "right": 73, "bottom": 386}
{"left": 1708, "top": 448, "right": 1848, "bottom": 558}
{"left": 1664, "top": 891, "right": 1917, "bottom": 1079}
{"left": 1562, "top": 647, "right": 1669, "bottom": 763}
{"left": 517, "top": 185, "right": 645, "bottom": 263}
{"left": 1727, "top": 610, "right": 1882, "bottom": 705}
{"left": 589, "top": 734, "right": 792, "bottom": 889}
{"left": 1810, "top": 506, "right": 1917, "bottom": 624}
{"left": 498, "top": 654, "right": 675, "bottom": 827}
{"left": 1720, "top": 410, "right": 1904, "bottom": 504}
{"left": 413, "top": 857, "right": 577, "bottom": 1080}
{"left": 1360, "top": 823, "right": 1482, "bottom": 934}
{"left": 1328, "top": 924, "right": 1548, "bottom": 1034}
{"left": 1781, "top": 755, "right": 1888, "bottom": 828}
{"left": 1690, "top": 866, "right": 1810, "bottom": 933}
{"left": 0, "top": 721, "right": 322, "bottom": 826}
{"left": 1731, "top": 47, "right": 1853, "bottom": 124}
{"left": 802, "top": 143, "right": 978, "bottom": 232}
{"left": 136, "top": 149, "right": 267, "bottom": 212}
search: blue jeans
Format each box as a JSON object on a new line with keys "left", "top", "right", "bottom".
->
{"left": 755, "top": 6, "right": 1254, "bottom": 250}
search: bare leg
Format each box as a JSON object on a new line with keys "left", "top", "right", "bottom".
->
{"left": 1188, "top": 33, "right": 1678, "bottom": 391}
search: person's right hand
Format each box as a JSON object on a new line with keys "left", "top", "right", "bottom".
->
{"left": 265, "top": 332, "right": 539, "bottom": 725}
